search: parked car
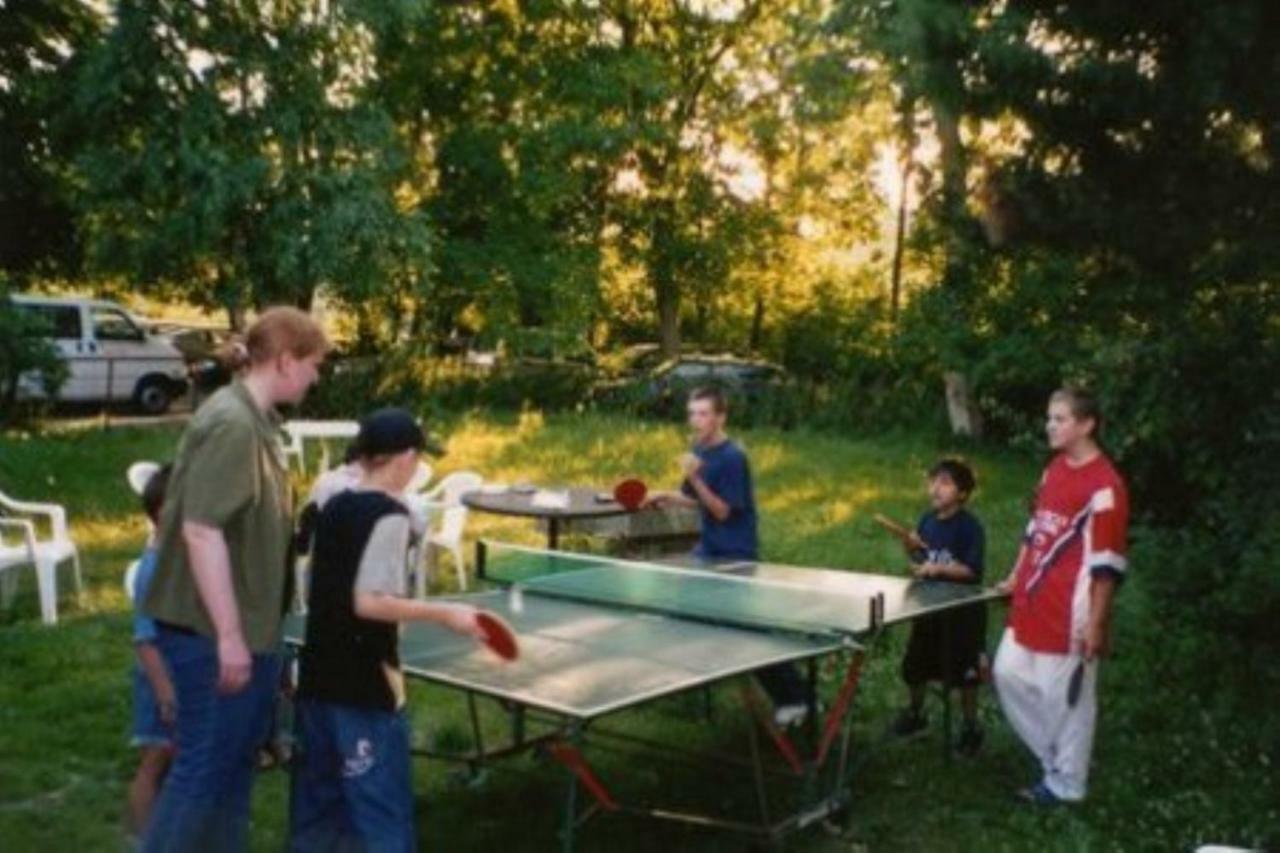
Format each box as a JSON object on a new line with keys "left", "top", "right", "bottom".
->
{"left": 599, "top": 342, "right": 665, "bottom": 378}
{"left": 10, "top": 295, "right": 189, "bottom": 414}
{"left": 597, "top": 353, "right": 789, "bottom": 415}
{"left": 147, "top": 322, "right": 233, "bottom": 364}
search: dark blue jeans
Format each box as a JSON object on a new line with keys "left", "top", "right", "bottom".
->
{"left": 757, "top": 663, "right": 810, "bottom": 707}
{"left": 142, "top": 626, "right": 281, "bottom": 853}
{"left": 289, "top": 700, "right": 415, "bottom": 852}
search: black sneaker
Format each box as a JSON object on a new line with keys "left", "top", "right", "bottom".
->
{"left": 891, "top": 707, "right": 927, "bottom": 737}
{"left": 956, "top": 722, "right": 984, "bottom": 756}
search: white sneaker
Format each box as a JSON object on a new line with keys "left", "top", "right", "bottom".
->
{"left": 773, "top": 703, "right": 809, "bottom": 727}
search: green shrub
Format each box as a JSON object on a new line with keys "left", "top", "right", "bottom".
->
{"left": 300, "top": 350, "right": 595, "bottom": 421}
{"left": 0, "top": 285, "right": 67, "bottom": 424}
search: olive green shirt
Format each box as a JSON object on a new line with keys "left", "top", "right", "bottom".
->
{"left": 144, "top": 381, "right": 293, "bottom": 652}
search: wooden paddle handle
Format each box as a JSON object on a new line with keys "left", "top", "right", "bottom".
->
{"left": 872, "top": 513, "right": 914, "bottom": 541}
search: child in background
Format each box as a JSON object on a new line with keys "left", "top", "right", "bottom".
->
{"left": 892, "top": 459, "right": 988, "bottom": 756}
{"left": 127, "top": 464, "right": 176, "bottom": 836}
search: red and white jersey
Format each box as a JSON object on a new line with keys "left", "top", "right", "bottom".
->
{"left": 1009, "top": 452, "right": 1129, "bottom": 654}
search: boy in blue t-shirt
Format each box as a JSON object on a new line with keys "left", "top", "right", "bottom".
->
{"left": 646, "top": 386, "right": 758, "bottom": 559}
{"left": 892, "top": 458, "right": 988, "bottom": 755}
{"left": 646, "top": 387, "right": 808, "bottom": 724}
{"left": 127, "top": 464, "right": 176, "bottom": 836}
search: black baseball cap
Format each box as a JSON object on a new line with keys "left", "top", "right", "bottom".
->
{"left": 355, "top": 408, "right": 426, "bottom": 457}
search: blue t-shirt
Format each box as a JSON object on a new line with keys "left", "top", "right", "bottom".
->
{"left": 132, "top": 547, "right": 160, "bottom": 645}
{"left": 683, "top": 439, "right": 759, "bottom": 560}
{"left": 915, "top": 508, "right": 985, "bottom": 581}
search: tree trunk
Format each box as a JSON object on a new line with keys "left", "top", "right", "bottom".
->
{"left": 944, "top": 370, "right": 982, "bottom": 438}
{"left": 748, "top": 293, "right": 765, "bottom": 352}
{"left": 651, "top": 205, "right": 681, "bottom": 357}
{"left": 889, "top": 149, "right": 911, "bottom": 324}
{"left": 656, "top": 282, "right": 681, "bottom": 358}
{"left": 932, "top": 97, "right": 983, "bottom": 438}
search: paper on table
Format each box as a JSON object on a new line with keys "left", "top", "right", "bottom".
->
{"left": 530, "top": 489, "right": 570, "bottom": 509}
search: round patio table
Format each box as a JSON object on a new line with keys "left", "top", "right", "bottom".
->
{"left": 462, "top": 485, "right": 631, "bottom": 550}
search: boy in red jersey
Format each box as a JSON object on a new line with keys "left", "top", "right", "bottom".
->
{"left": 993, "top": 387, "right": 1129, "bottom": 805}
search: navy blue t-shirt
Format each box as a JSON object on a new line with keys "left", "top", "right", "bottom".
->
{"left": 683, "top": 439, "right": 759, "bottom": 560}
{"left": 915, "top": 508, "right": 985, "bottom": 581}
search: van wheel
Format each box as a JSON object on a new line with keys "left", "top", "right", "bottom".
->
{"left": 134, "top": 378, "right": 172, "bottom": 415}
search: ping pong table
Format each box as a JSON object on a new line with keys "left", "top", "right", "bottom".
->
{"left": 284, "top": 540, "right": 1002, "bottom": 850}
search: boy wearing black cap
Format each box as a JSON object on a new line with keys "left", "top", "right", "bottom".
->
{"left": 892, "top": 458, "right": 988, "bottom": 755}
{"left": 290, "top": 408, "right": 484, "bottom": 851}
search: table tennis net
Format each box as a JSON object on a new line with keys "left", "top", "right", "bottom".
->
{"left": 477, "top": 541, "right": 873, "bottom": 638}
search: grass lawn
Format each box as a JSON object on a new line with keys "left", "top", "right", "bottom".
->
{"left": 0, "top": 411, "right": 1274, "bottom": 851}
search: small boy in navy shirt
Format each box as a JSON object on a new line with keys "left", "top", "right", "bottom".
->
{"left": 127, "top": 464, "right": 176, "bottom": 836}
{"left": 892, "top": 458, "right": 987, "bottom": 755}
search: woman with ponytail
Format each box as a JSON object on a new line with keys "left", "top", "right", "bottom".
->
{"left": 142, "top": 307, "right": 328, "bottom": 851}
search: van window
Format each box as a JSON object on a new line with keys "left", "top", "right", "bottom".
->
{"left": 91, "top": 306, "right": 143, "bottom": 342}
{"left": 17, "top": 304, "right": 82, "bottom": 339}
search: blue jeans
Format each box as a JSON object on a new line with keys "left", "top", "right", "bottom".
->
{"left": 757, "top": 663, "right": 810, "bottom": 707}
{"left": 142, "top": 626, "right": 281, "bottom": 853}
{"left": 289, "top": 700, "right": 415, "bottom": 853}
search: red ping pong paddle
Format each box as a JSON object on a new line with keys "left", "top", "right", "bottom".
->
{"left": 476, "top": 610, "right": 519, "bottom": 661}
{"left": 613, "top": 478, "right": 648, "bottom": 511}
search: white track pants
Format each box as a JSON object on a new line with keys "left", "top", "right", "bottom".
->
{"left": 992, "top": 628, "right": 1098, "bottom": 801}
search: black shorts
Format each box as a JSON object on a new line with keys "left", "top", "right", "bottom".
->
{"left": 901, "top": 603, "right": 988, "bottom": 689}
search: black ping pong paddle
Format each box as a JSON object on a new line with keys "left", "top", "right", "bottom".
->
{"left": 1066, "top": 659, "right": 1085, "bottom": 708}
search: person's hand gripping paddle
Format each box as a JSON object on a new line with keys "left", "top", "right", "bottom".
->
{"left": 476, "top": 610, "right": 520, "bottom": 662}
{"left": 613, "top": 478, "right": 648, "bottom": 512}
{"left": 873, "top": 512, "right": 928, "bottom": 555}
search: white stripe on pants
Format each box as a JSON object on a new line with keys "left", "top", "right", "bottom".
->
{"left": 993, "top": 628, "right": 1098, "bottom": 801}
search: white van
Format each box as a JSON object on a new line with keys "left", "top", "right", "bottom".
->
{"left": 10, "top": 295, "right": 190, "bottom": 414}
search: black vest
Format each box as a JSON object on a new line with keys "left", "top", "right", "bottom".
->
{"left": 298, "top": 490, "right": 406, "bottom": 712}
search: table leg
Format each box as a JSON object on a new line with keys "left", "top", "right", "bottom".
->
{"left": 512, "top": 704, "right": 526, "bottom": 747}
{"left": 561, "top": 757, "right": 578, "bottom": 853}
{"left": 806, "top": 658, "right": 819, "bottom": 737}
{"left": 940, "top": 607, "right": 958, "bottom": 762}
{"left": 548, "top": 518, "right": 560, "bottom": 550}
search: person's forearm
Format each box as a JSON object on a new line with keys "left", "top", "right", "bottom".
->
{"left": 922, "top": 561, "right": 978, "bottom": 581}
{"left": 1003, "top": 546, "right": 1027, "bottom": 582}
{"left": 1088, "top": 575, "right": 1117, "bottom": 635}
{"left": 355, "top": 592, "right": 470, "bottom": 629}
{"left": 183, "top": 521, "right": 243, "bottom": 640}
{"left": 686, "top": 475, "right": 730, "bottom": 522}
{"left": 663, "top": 492, "right": 700, "bottom": 509}
{"left": 135, "top": 642, "right": 174, "bottom": 698}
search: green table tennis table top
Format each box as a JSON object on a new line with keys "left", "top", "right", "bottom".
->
{"left": 284, "top": 541, "right": 1001, "bottom": 720}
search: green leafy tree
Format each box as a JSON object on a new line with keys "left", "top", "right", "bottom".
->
{"left": 0, "top": 0, "right": 100, "bottom": 281}
{"left": 68, "top": 0, "right": 430, "bottom": 332}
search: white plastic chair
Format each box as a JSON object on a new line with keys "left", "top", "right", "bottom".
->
{"left": 411, "top": 471, "right": 483, "bottom": 595}
{"left": 282, "top": 420, "right": 359, "bottom": 475}
{"left": 123, "top": 461, "right": 162, "bottom": 605}
{"left": 404, "top": 460, "right": 433, "bottom": 496}
{"left": 124, "top": 558, "right": 140, "bottom": 601}
{"left": 127, "top": 461, "right": 161, "bottom": 496}
{"left": 280, "top": 428, "right": 305, "bottom": 473}
{"left": 0, "top": 489, "right": 81, "bottom": 625}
